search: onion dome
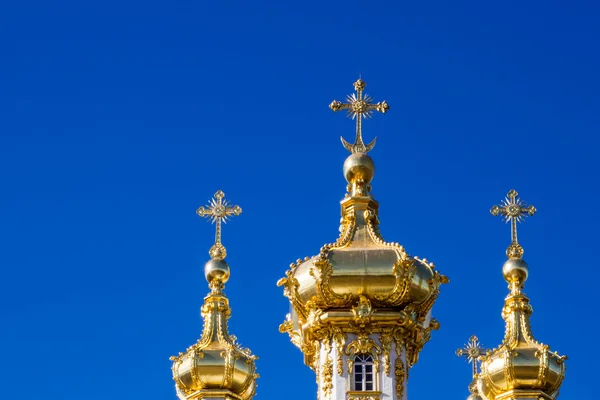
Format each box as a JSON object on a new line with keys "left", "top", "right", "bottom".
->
{"left": 477, "top": 190, "right": 566, "bottom": 400}
{"left": 278, "top": 79, "right": 448, "bottom": 368}
{"left": 170, "top": 191, "right": 258, "bottom": 400}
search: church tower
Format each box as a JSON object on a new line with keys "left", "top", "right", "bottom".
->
{"left": 460, "top": 190, "right": 567, "bottom": 400}
{"left": 278, "top": 79, "right": 448, "bottom": 400}
{"left": 170, "top": 191, "right": 259, "bottom": 400}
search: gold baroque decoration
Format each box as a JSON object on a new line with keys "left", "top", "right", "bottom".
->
{"left": 345, "top": 334, "right": 382, "bottom": 373}
{"left": 310, "top": 258, "right": 353, "bottom": 308}
{"left": 333, "top": 328, "right": 346, "bottom": 376}
{"left": 394, "top": 356, "right": 406, "bottom": 400}
{"left": 321, "top": 354, "right": 334, "bottom": 400}
{"left": 380, "top": 328, "right": 394, "bottom": 376}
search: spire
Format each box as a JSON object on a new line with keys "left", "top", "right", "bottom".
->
{"left": 170, "top": 191, "right": 258, "bottom": 400}
{"left": 330, "top": 78, "right": 389, "bottom": 154}
{"left": 476, "top": 190, "right": 566, "bottom": 400}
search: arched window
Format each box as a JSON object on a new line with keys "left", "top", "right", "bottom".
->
{"left": 353, "top": 354, "right": 374, "bottom": 391}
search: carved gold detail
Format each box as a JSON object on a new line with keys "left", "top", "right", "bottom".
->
{"left": 310, "top": 259, "right": 353, "bottom": 308}
{"left": 380, "top": 328, "right": 393, "bottom": 376}
{"left": 322, "top": 353, "right": 334, "bottom": 399}
{"left": 345, "top": 334, "right": 382, "bottom": 373}
{"left": 394, "top": 356, "right": 405, "bottom": 400}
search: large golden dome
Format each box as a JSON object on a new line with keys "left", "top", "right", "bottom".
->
{"left": 278, "top": 79, "right": 448, "bottom": 369}
{"left": 285, "top": 152, "right": 445, "bottom": 318}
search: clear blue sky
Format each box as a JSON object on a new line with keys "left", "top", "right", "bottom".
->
{"left": 1, "top": 1, "right": 598, "bottom": 399}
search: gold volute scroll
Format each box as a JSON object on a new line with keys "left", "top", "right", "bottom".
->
{"left": 330, "top": 78, "right": 389, "bottom": 154}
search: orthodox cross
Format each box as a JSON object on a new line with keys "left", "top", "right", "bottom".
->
{"left": 330, "top": 78, "right": 389, "bottom": 154}
{"left": 456, "top": 335, "right": 490, "bottom": 379}
{"left": 490, "top": 189, "right": 536, "bottom": 260}
{"left": 196, "top": 190, "right": 242, "bottom": 260}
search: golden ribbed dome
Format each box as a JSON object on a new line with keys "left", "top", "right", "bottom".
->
{"left": 171, "top": 191, "right": 258, "bottom": 400}
{"left": 477, "top": 259, "right": 566, "bottom": 400}
{"left": 170, "top": 281, "right": 258, "bottom": 400}
{"left": 282, "top": 153, "right": 446, "bottom": 317}
{"left": 477, "top": 191, "right": 567, "bottom": 400}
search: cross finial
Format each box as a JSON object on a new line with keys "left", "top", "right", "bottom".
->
{"left": 490, "top": 189, "right": 536, "bottom": 260}
{"left": 456, "top": 335, "right": 490, "bottom": 379}
{"left": 329, "top": 78, "right": 389, "bottom": 154}
{"left": 196, "top": 190, "right": 242, "bottom": 260}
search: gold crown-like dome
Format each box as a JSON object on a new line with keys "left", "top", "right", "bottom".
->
{"left": 278, "top": 152, "right": 448, "bottom": 366}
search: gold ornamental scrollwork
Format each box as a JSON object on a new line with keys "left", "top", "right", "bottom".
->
{"left": 321, "top": 354, "right": 334, "bottom": 400}
{"left": 380, "top": 328, "right": 394, "bottom": 376}
{"left": 372, "top": 258, "right": 415, "bottom": 307}
{"left": 333, "top": 328, "right": 346, "bottom": 376}
{"left": 310, "top": 259, "right": 353, "bottom": 308}
{"left": 345, "top": 334, "right": 382, "bottom": 373}
{"left": 395, "top": 357, "right": 406, "bottom": 400}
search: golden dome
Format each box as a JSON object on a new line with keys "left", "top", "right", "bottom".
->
{"left": 278, "top": 150, "right": 448, "bottom": 367}
{"left": 478, "top": 191, "right": 567, "bottom": 399}
{"left": 171, "top": 191, "right": 258, "bottom": 400}
{"left": 170, "top": 286, "right": 258, "bottom": 400}
{"left": 278, "top": 80, "right": 448, "bottom": 370}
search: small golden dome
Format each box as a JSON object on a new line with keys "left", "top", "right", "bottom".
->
{"left": 480, "top": 192, "right": 566, "bottom": 399}
{"left": 172, "top": 191, "right": 257, "bottom": 400}
{"left": 478, "top": 290, "right": 566, "bottom": 399}
{"left": 171, "top": 291, "right": 258, "bottom": 400}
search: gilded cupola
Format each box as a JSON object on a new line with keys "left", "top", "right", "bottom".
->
{"left": 278, "top": 78, "right": 448, "bottom": 390}
{"left": 170, "top": 191, "right": 258, "bottom": 400}
{"left": 476, "top": 190, "right": 567, "bottom": 400}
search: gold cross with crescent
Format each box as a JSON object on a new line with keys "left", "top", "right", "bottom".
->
{"left": 490, "top": 189, "right": 536, "bottom": 259}
{"left": 196, "top": 190, "right": 242, "bottom": 260}
{"left": 456, "top": 335, "right": 490, "bottom": 379}
{"left": 330, "top": 78, "right": 389, "bottom": 154}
